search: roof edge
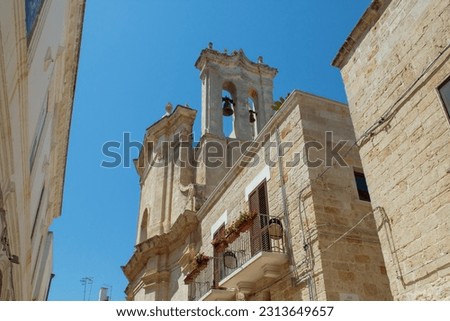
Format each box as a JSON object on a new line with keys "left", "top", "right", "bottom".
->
{"left": 332, "top": 0, "right": 391, "bottom": 69}
{"left": 195, "top": 48, "right": 278, "bottom": 77}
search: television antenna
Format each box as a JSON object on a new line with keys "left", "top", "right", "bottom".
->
{"left": 80, "top": 276, "right": 94, "bottom": 301}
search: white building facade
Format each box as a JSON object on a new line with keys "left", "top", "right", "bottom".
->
{"left": 0, "top": 0, "right": 85, "bottom": 300}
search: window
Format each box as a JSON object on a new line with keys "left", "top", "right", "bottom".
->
{"left": 30, "top": 186, "right": 45, "bottom": 240}
{"left": 212, "top": 224, "right": 225, "bottom": 286}
{"left": 248, "top": 180, "right": 269, "bottom": 215}
{"left": 25, "top": 0, "right": 44, "bottom": 39}
{"left": 248, "top": 180, "right": 270, "bottom": 254}
{"left": 139, "top": 209, "right": 148, "bottom": 243}
{"left": 354, "top": 172, "right": 371, "bottom": 202}
{"left": 222, "top": 81, "right": 237, "bottom": 138}
{"left": 438, "top": 76, "right": 450, "bottom": 120}
{"left": 31, "top": 236, "right": 43, "bottom": 282}
{"left": 29, "top": 93, "right": 48, "bottom": 170}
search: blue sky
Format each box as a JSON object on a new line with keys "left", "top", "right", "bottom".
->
{"left": 48, "top": 0, "right": 371, "bottom": 300}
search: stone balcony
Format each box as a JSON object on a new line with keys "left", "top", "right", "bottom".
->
{"left": 189, "top": 214, "right": 288, "bottom": 301}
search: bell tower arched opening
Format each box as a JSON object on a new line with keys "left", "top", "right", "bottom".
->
{"left": 248, "top": 88, "right": 259, "bottom": 138}
{"left": 222, "top": 81, "right": 237, "bottom": 138}
{"left": 196, "top": 47, "right": 277, "bottom": 140}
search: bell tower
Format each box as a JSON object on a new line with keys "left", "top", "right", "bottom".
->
{"left": 195, "top": 44, "right": 278, "bottom": 140}
{"left": 193, "top": 44, "right": 278, "bottom": 198}
{"left": 124, "top": 46, "right": 278, "bottom": 300}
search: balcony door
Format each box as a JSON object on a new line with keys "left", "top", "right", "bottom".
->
{"left": 248, "top": 180, "right": 270, "bottom": 255}
{"left": 213, "top": 225, "right": 225, "bottom": 286}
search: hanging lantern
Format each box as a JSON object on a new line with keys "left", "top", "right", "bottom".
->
{"left": 223, "top": 250, "right": 237, "bottom": 269}
{"left": 249, "top": 110, "right": 257, "bottom": 123}
{"left": 268, "top": 218, "right": 283, "bottom": 240}
{"left": 222, "top": 97, "right": 234, "bottom": 116}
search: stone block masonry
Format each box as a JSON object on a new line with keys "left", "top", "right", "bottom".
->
{"left": 333, "top": 0, "right": 450, "bottom": 300}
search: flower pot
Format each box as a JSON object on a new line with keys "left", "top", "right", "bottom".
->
{"left": 240, "top": 219, "right": 253, "bottom": 232}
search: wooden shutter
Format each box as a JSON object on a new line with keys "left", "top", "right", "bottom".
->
{"left": 249, "top": 180, "right": 270, "bottom": 255}
{"left": 213, "top": 225, "right": 225, "bottom": 286}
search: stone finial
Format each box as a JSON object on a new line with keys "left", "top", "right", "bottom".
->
{"left": 236, "top": 292, "right": 246, "bottom": 301}
{"left": 208, "top": 42, "right": 213, "bottom": 49}
{"left": 258, "top": 56, "right": 263, "bottom": 63}
{"left": 165, "top": 102, "right": 173, "bottom": 115}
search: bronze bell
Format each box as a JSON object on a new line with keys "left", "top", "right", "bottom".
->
{"left": 222, "top": 97, "right": 234, "bottom": 116}
{"left": 249, "top": 110, "right": 257, "bottom": 123}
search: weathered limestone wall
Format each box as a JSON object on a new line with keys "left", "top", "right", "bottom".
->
{"left": 300, "top": 94, "right": 391, "bottom": 300}
{"left": 131, "top": 242, "right": 190, "bottom": 301}
{"left": 0, "top": 0, "right": 84, "bottom": 300}
{"left": 124, "top": 210, "right": 199, "bottom": 301}
{"left": 335, "top": 0, "right": 450, "bottom": 300}
{"left": 195, "top": 91, "right": 391, "bottom": 300}
{"left": 197, "top": 94, "right": 317, "bottom": 300}
{"left": 136, "top": 107, "right": 196, "bottom": 243}
{"left": 126, "top": 107, "right": 200, "bottom": 301}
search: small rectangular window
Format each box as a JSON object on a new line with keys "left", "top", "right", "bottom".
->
{"left": 438, "top": 76, "right": 450, "bottom": 119}
{"left": 212, "top": 224, "right": 225, "bottom": 286}
{"left": 31, "top": 186, "right": 45, "bottom": 240}
{"left": 354, "top": 172, "right": 371, "bottom": 202}
{"left": 25, "top": 0, "right": 44, "bottom": 39}
{"left": 29, "top": 93, "right": 48, "bottom": 170}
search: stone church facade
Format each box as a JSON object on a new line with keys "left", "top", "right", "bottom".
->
{"left": 123, "top": 0, "right": 449, "bottom": 301}
{"left": 122, "top": 46, "right": 392, "bottom": 301}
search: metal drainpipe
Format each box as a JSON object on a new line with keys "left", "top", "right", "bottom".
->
{"left": 298, "top": 189, "right": 316, "bottom": 301}
{"left": 45, "top": 273, "right": 55, "bottom": 301}
{"left": 274, "top": 128, "right": 297, "bottom": 283}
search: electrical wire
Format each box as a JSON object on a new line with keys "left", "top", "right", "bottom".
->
{"left": 358, "top": 41, "right": 450, "bottom": 146}
{"left": 274, "top": 127, "right": 298, "bottom": 281}
{"left": 320, "top": 208, "right": 378, "bottom": 255}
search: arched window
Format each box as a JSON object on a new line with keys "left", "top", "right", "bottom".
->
{"left": 222, "top": 81, "right": 237, "bottom": 138}
{"left": 139, "top": 209, "right": 149, "bottom": 243}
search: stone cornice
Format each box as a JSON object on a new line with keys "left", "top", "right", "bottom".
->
{"left": 48, "top": 0, "right": 85, "bottom": 220}
{"left": 145, "top": 105, "right": 197, "bottom": 135}
{"left": 195, "top": 48, "right": 278, "bottom": 78}
{"left": 332, "top": 0, "right": 391, "bottom": 69}
{"left": 142, "top": 270, "right": 170, "bottom": 288}
{"left": 122, "top": 210, "right": 198, "bottom": 282}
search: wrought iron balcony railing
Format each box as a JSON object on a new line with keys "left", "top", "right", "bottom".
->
{"left": 189, "top": 214, "right": 287, "bottom": 301}
{"left": 188, "top": 261, "right": 214, "bottom": 301}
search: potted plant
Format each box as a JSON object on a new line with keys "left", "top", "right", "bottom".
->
{"left": 224, "top": 210, "right": 257, "bottom": 243}
{"left": 194, "top": 252, "right": 210, "bottom": 270}
{"left": 224, "top": 224, "right": 240, "bottom": 243}
{"left": 235, "top": 210, "right": 257, "bottom": 232}
{"left": 184, "top": 252, "right": 210, "bottom": 285}
{"left": 211, "top": 235, "right": 228, "bottom": 252}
